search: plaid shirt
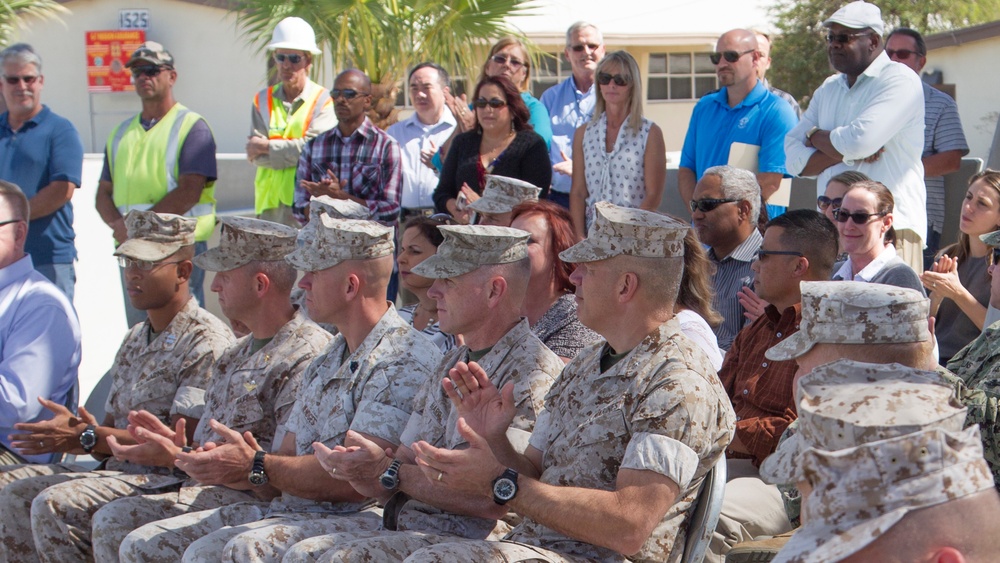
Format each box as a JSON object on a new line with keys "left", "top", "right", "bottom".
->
{"left": 294, "top": 117, "right": 402, "bottom": 224}
{"left": 719, "top": 303, "right": 800, "bottom": 466}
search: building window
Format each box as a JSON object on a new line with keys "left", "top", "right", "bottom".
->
{"left": 530, "top": 52, "right": 570, "bottom": 99}
{"left": 647, "top": 52, "right": 717, "bottom": 100}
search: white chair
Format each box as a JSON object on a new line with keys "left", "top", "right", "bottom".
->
{"left": 682, "top": 456, "right": 728, "bottom": 563}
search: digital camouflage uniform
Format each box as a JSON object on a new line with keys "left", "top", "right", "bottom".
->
{"left": 466, "top": 174, "right": 541, "bottom": 217}
{"left": 402, "top": 319, "right": 736, "bottom": 563}
{"left": 0, "top": 296, "right": 232, "bottom": 563}
{"left": 87, "top": 306, "right": 330, "bottom": 562}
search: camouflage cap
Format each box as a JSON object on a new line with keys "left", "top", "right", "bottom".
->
{"left": 765, "top": 281, "right": 930, "bottom": 361}
{"left": 411, "top": 225, "right": 529, "bottom": 278}
{"left": 467, "top": 175, "right": 541, "bottom": 215}
{"left": 560, "top": 201, "right": 687, "bottom": 263}
{"left": 193, "top": 216, "right": 298, "bottom": 272}
{"left": 309, "top": 196, "right": 370, "bottom": 220}
{"left": 114, "top": 211, "right": 196, "bottom": 261}
{"left": 285, "top": 215, "right": 393, "bottom": 271}
{"left": 773, "top": 426, "right": 993, "bottom": 563}
{"left": 126, "top": 41, "right": 175, "bottom": 68}
{"left": 980, "top": 229, "right": 1000, "bottom": 248}
{"left": 760, "top": 359, "right": 966, "bottom": 485}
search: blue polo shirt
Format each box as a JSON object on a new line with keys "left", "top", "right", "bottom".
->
{"left": 680, "top": 81, "right": 797, "bottom": 179}
{"left": 0, "top": 106, "right": 84, "bottom": 265}
{"left": 540, "top": 76, "right": 596, "bottom": 194}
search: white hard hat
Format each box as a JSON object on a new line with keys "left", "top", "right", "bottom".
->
{"left": 267, "top": 17, "right": 321, "bottom": 55}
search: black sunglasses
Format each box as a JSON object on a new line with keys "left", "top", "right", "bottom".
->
{"left": 3, "top": 75, "right": 39, "bottom": 85}
{"left": 832, "top": 208, "right": 888, "bottom": 224}
{"left": 817, "top": 195, "right": 843, "bottom": 211}
{"left": 131, "top": 65, "right": 168, "bottom": 78}
{"left": 597, "top": 72, "right": 630, "bottom": 86}
{"left": 273, "top": 53, "right": 305, "bottom": 64}
{"left": 331, "top": 89, "right": 369, "bottom": 100}
{"left": 886, "top": 48, "right": 922, "bottom": 60}
{"left": 709, "top": 49, "right": 755, "bottom": 65}
{"left": 690, "top": 198, "right": 738, "bottom": 213}
{"left": 473, "top": 97, "right": 507, "bottom": 109}
{"left": 989, "top": 247, "right": 1000, "bottom": 267}
{"left": 755, "top": 249, "right": 805, "bottom": 260}
{"left": 570, "top": 43, "right": 601, "bottom": 52}
{"left": 428, "top": 213, "right": 455, "bottom": 225}
{"left": 825, "top": 31, "right": 870, "bottom": 45}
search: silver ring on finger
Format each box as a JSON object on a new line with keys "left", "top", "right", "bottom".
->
{"left": 437, "top": 471, "right": 443, "bottom": 481}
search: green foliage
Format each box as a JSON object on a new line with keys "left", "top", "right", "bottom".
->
{"left": 0, "top": 0, "right": 67, "bottom": 48}
{"left": 768, "top": 0, "right": 1000, "bottom": 108}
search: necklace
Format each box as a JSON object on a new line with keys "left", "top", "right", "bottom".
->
{"left": 480, "top": 130, "right": 515, "bottom": 161}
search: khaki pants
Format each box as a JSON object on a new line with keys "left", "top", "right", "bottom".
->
{"left": 707, "top": 459, "right": 793, "bottom": 563}
{"left": 896, "top": 228, "right": 925, "bottom": 273}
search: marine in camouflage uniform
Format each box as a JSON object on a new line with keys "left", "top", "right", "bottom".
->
{"left": 0, "top": 212, "right": 233, "bottom": 563}
{"left": 115, "top": 217, "right": 441, "bottom": 563}
{"left": 86, "top": 217, "right": 331, "bottom": 562}
{"left": 275, "top": 225, "right": 564, "bottom": 563}
{"left": 322, "top": 203, "right": 736, "bottom": 563}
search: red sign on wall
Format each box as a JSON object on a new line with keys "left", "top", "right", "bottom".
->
{"left": 86, "top": 30, "right": 145, "bottom": 92}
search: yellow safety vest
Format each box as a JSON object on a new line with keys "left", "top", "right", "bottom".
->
{"left": 108, "top": 104, "right": 217, "bottom": 241}
{"left": 253, "top": 83, "right": 328, "bottom": 214}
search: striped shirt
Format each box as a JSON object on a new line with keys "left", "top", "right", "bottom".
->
{"left": 294, "top": 117, "right": 402, "bottom": 224}
{"left": 398, "top": 303, "right": 456, "bottom": 353}
{"left": 923, "top": 83, "right": 969, "bottom": 234}
{"left": 709, "top": 228, "right": 763, "bottom": 351}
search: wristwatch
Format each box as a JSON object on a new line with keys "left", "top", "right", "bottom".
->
{"left": 492, "top": 468, "right": 519, "bottom": 505}
{"left": 380, "top": 459, "right": 403, "bottom": 491}
{"left": 248, "top": 450, "right": 268, "bottom": 486}
{"left": 79, "top": 424, "right": 97, "bottom": 453}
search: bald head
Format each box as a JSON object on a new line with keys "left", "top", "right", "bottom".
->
{"left": 336, "top": 69, "right": 371, "bottom": 91}
{"left": 717, "top": 29, "right": 758, "bottom": 52}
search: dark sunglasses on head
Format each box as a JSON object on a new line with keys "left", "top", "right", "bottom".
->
{"left": 754, "top": 249, "right": 805, "bottom": 260}
{"left": 885, "top": 48, "right": 921, "bottom": 60}
{"left": 490, "top": 54, "right": 525, "bottom": 69}
{"left": 473, "top": 97, "right": 507, "bottom": 109}
{"left": 570, "top": 43, "right": 601, "bottom": 52}
{"left": 428, "top": 213, "right": 455, "bottom": 225}
{"left": 597, "top": 72, "right": 630, "bottom": 86}
{"left": 709, "top": 49, "right": 755, "bottom": 65}
{"left": 331, "top": 89, "right": 369, "bottom": 100}
{"left": 3, "top": 75, "right": 39, "bottom": 85}
{"left": 825, "top": 31, "right": 870, "bottom": 44}
{"left": 130, "top": 65, "right": 168, "bottom": 78}
{"left": 273, "top": 53, "right": 305, "bottom": 64}
{"left": 816, "top": 195, "right": 843, "bottom": 211}
{"left": 690, "top": 198, "right": 738, "bottom": 213}
{"left": 832, "top": 208, "right": 888, "bottom": 224}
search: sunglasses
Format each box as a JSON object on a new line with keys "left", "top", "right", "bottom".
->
{"left": 709, "top": 49, "right": 755, "bottom": 65}
{"left": 886, "top": 48, "right": 921, "bottom": 60}
{"left": 690, "top": 198, "right": 738, "bottom": 213}
{"left": 130, "top": 66, "right": 167, "bottom": 78}
{"left": 754, "top": 249, "right": 805, "bottom": 260}
{"left": 428, "top": 213, "right": 455, "bottom": 225}
{"left": 597, "top": 72, "right": 630, "bottom": 86}
{"left": 273, "top": 53, "right": 305, "bottom": 64}
{"left": 989, "top": 247, "right": 1000, "bottom": 267}
{"left": 473, "top": 97, "right": 507, "bottom": 109}
{"left": 832, "top": 208, "right": 888, "bottom": 224}
{"left": 570, "top": 43, "right": 601, "bottom": 53}
{"left": 816, "top": 195, "right": 843, "bottom": 211}
{"left": 3, "top": 75, "right": 39, "bottom": 85}
{"left": 0, "top": 218, "right": 22, "bottom": 227}
{"left": 331, "top": 89, "right": 369, "bottom": 100}
{"left": 825, "top": 31, "right": 870, "bottom": 44}
{"left": 490, "top": 54, "right": 525, "bottom": 69}
{"left": 117, "top": 256, "right": 184, "bottom": 271}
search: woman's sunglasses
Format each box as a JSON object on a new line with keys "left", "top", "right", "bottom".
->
{"left": 473, "top": 97, "right": 507, "bottom": 109}
{"left": 832, "top": 209, "right": 888, "bottom": 224}
{"left": 817, "top": 196, "right": 843, "bottom": 211}
{"left": 597, "top": 72, "right": 630, "bottom": 86}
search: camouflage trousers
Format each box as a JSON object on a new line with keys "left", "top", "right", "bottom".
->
{"left": 93, "top": 484, "right": 260, "bottom": 563}
{"left": 284, "top": 529, "right": 460, "bottom": 562}
{"left": 403, "top": 539, "right": 589, "bottom": 563}
{"left": 30, "top": 472, "right": 184, "bottom": 563}
{"left": 0, "top": 464, "right": 101, "bottom": 563}
{"left": 708, "top": 459, "right": 792, "bottom": 563}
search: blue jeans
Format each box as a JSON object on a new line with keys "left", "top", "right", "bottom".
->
{"left": 35, "top": 262, "right": 76, "bottom": 303}
{"left": 120, "top": 241, "right": 207, "bottom": 328}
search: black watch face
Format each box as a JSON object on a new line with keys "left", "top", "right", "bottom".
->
{"left": 494, "top": 477, "right": 517, "bottom": 501}
{"left": 80, "top": 430, "right": 97, "bottom": 449}
{"left": 249, "top": 472, "right": 268, "bottom": 486}
{"left": 380, "top": 474, "right": 398, "bottom": 490}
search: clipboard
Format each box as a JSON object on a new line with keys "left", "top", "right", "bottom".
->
{"left": 728, "top": 142, "right": 792, "bottom": 207}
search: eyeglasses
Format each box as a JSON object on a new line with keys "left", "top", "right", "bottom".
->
{"left": 709, "top": 49, "right": 755, "bottom": 65}
{"left": 2, "top": 75, "right": 39, "bottom": 85}
{"left": 754, "top": 249, "right": 805, "bottom": 260}
{"left": 428, "top": 213, "right": 455, "bottom": 225}
{"left": 117, "top": 256, "right": 184, "bottom": 271}
{"left": 597, "top": 72, "right": 630, "bottom": 86}
{"left": 690, "top": 198, "right": 738, "bottom": 213}
{"left": 130, "top": 66, "right": 167, "bottom": 78}
{"left": 570, "top": 43, "right": 601, "bottom": 52}
{"left": 331, "top": 89, "right": 369, "bottom": 100}
{"left": 990, "top": 247, "right": 1000, "bottom": 267}
{"left": 490, "top": 54, "right": 525, "bottom": 69}
{"left": 816, "top": 195, "right": 843, "bottom": 211}
{"left": 0, "top": 218, "right": 23, "bottom": 227}
{"left": 273, "top": 53, "right": 305, "bottom": 64}
{"left": 885, "top": 48, "right": 922, "bottom": 60}
{"left": 832, "top": 208, "right": 888, "bottom": 224}
{"left": 825, "top": 31, "right": 871, "bottom": 45}
{"left": 473, "top": 97, "right": 507, "bottom": 109}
